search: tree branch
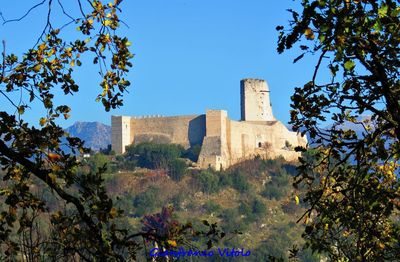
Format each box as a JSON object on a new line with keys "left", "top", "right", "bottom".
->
{"left": 0, "top": 138, "right": 103, "bottom": 248}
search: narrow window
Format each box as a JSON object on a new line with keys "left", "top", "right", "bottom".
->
{"left": 258, "top": 142, "right": 262, "bottom": 148}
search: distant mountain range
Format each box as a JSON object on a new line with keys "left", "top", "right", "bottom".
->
{"left": 64, "top": 121, "right": 111, "bottom": 151}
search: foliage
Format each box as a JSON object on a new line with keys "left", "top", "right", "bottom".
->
{"left": 141, "top": 206, "right": 189, "bottom": 250}
{"left": 193, "top": 170, "right": 221, "bottom": 194}
{"left": 230, "top": 169, "right": 251, "bottom": 193}
{"left": 133, "top": 186, "right": 160, "bottom": 217}
{"left": 278, "top": 0, "right": 400, "bottom": 260}
{"left": 203, "top": 200, "right": 222, "bottom": 214}
{"left": 218, "top": 169, "right": 251, "bottom": 193}
{"left": 219, "top": 208, "right": 248, "bottom": 233}
{"left": 0, "top": 1, "right": 205, "bottom": 260}
{"left": 262, "top": 169, "right": 290, "bottom": 200}
{"left": 125, "top": 142, "right": 184, "bottom": 169}
{"left": 100, "top": 144, "right": 115, "bottom": 155}
{"left": 102, "top": 156, "right": 311, "bottom": 260}
{"left": 239, "top": 197, "right": 267, "bottom": 222}
{"left": 170, "top": 192, "right": 185, "bottom": 211}
{"left": 254, "top": 232, "right": 292, "bottom": 260}
{"left": 86, "top": 152, "right": 111, "bottom": 173}
{"left": 139, "top": 206, "right": 228, "bottom": 260}
{"left": 169, "top": 159, "right": 187, "bottom": 181}
{"left": 125, "top": 142, "right": 188, "bottom": 180}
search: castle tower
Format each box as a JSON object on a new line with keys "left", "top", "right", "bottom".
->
{"left": 111, "top": 116, "right": 131, "bottom": 154}
{"left": 240, "top": 78, "right": 274, "bottom": 121}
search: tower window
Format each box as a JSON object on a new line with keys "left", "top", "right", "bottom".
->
{"left": 258, "top": 142, "right": 262, "bottom": 148}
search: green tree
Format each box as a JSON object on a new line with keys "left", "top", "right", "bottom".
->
{"left": 0, "top": 1, "right": 169, "bottom": 260}
{"left": 169, "top": 158, "right": 187, "bottom": 181}
{"left": 278, "top": 0, "right": 400, "bottom": 260}
{"left": 87, "top": 152, "right": 111, "bottom": 173}
{"left": 133, "top": 186, "right": 160, "bottom": 216}
{"left": 230, "top": 169, "right": 251, "bottom": 193}
{"left": 194, "top": 170, "right": 220, "bottom": 194}
{"left": 125, "top": 142, "right": 184, "bottom": 169}
{"left": 239, "top": 198, "right": 266, "bottom": 222}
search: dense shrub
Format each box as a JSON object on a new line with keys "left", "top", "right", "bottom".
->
{"left": 125, "top": 142, "right": 184, "bottom": 169}
{"left": 203, "top": 201, "right": 221, "bottom": 214}
{"left": 115, "top": 194, "right": 135, "bottom": 216}
{"left": 261, "top": 168, "right": 290, "bottom": 200}
{"left": 87, "top": 153, "right": 111, "bottom": 173}
{"left": 252, "top": 232, "right": 291, "bottom": 260}
{"left": 168, "top": 159, "right": 187, "bottom": 181}
{"left": 170, "top": 192, "right": 185, "bottom": 211}
{"left": 239, "top": 198, "right": 266, "bottom": 222}
{"left": 252, "top": 198, "right": 266, "bottom": 216}
{"left": 231, "top": 170, "right": 251, "bottom": 193}
{"left": 133, "top": 186, "right": 160, "bottom": 216}
{"left": 124, "top": 142, "right": 189, "bottom": 179}
{"left": 262, "top": 185, "right": 287, "bottom": 200}
{"left": 219, "top": 208, "right": 248, "bottom": 233}
{"left": 193, "top": 170, "right": 220, "bottom": 194}
{"left": 218, "top": 171, "right": 233, "bottom": 187}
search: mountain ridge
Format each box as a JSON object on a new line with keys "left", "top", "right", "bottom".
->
{"left": 64, "top": 121, "right": 111, "bottom": 151}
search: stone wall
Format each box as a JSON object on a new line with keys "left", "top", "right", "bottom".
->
{"left": 130, "top": 115, "right": 206, "bottom": 149}
{"left": 227, "top": 120, "right": 305, "bottom": 167}
{"left": 198, "top": 110, "right": 230, "bottom": 170}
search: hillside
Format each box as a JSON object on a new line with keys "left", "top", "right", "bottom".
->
{"left": 82, "top": 142, "right": 322, "bottom": 261}
{"left": 101, "top": 157, "right": 319, "bottom": 261}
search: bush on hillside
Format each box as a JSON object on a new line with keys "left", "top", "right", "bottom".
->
{"left": 262, "top": 185, "right": 287, "bottom": 200}
{"left": 86, "top": 153, "right": 111, "bottom": 173}
{"left": 125, "top": 142, "right": 184, "bottom": 169}
{"left": 261, "top": 168, "right": 291, "bottom": 200}
{"left": 219, "top": 208, "right": 248, "bottom": 233}
{"left": 170, "top": 192, "right": 185, "bottom": 211}
{"left": 231, "top": 170, "right": 251, "bottom": 193}
{"left": 133, "top": 186, "right": 160, "bottom": 216}
{"left": 239, "top": 198, "right": 267, "bottom": 222}
{"left": 203, "top": 201, "right": 221, "bottom": 214}
{"left": 193, "top": 170, "right": 220, "bottom": 194}
{"left": 168, "top": 159, "right": 187, "bottom": 181}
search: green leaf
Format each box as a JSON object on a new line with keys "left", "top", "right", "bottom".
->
{"left": 378, "top": 4, "right": 388, "bottom": 18}
{"left": 344, "top": 60, "right": 355, "bottom": 71}
{"left": 373, "top": 20, "right": 382, "bottom": 32}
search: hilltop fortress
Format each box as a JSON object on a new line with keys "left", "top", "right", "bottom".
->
{"left": 112, "top": 79, "right": 307, "bottom": 170}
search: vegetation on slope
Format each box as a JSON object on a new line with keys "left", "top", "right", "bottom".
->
{"left": 88, "top": 142, "right": 321, "bottom": 261}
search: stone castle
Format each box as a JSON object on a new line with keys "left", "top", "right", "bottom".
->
{"left": 112, "top": 79, "right": 307, "bottom": 170}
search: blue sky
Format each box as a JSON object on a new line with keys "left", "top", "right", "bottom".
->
{"left": 0, "top": 0, "right": 317, "bottom": 127}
